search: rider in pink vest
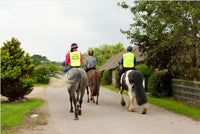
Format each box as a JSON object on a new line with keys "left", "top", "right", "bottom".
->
{"left": 64, "top": 43, "right": 83, "bottom": 72}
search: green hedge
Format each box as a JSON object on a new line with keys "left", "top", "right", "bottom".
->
{"left": 101, "top": 69, "right": 112, "bottom": 85}
{"left": 34, "top": 63, "right": 58, "bottom": 84}
{"left": 136, "top": 64, "right": 154, "bottom": 91}
{"left": 148, "top": 72, "right": 171, "bottom": 97}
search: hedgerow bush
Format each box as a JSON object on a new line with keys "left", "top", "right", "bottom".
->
{"left": 148, "top": 72, "right": 171, "bottom": 98}
{"left": 136, "top": 64, "right": 154, "bottom": 91}
{"left": 34, "top": 62, "right": 58, "bottom": 84}
{"left": 101, "top": 69, "right": 112, "bottom": 85}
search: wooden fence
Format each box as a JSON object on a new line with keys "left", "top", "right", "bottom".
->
{"left": 172, "top": 79, "right": 200, "bottom": 106}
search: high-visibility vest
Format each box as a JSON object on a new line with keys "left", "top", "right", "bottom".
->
{"left": 123, "top": 52, "right": 135, "bottom": 68}
{"left": 70, "top": 51, "right": 81, "bottom": 66}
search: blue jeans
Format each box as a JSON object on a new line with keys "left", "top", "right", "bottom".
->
{"left": 64, "top": 65, "right": 83, "bottom": 72}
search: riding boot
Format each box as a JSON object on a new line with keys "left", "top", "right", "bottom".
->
{"left": 115, "top": 75, "right": 121, "bottom": 89}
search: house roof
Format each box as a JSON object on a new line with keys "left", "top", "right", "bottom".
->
{"left": 98, "top": 45, "right": 144, "bottom": 71}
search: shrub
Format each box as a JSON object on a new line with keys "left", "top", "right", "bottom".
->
{"left": 34, "top": 62, "right": 58, "bottom": 84}
{"left": 101, "top": 69, "right": 112, "bottom": 85}
{"left": 136, "top": 64, "right": 154, "bottom": 91}
{"left": 1, "top": 38, "right": 35, "bottom": 101}
{"left": 148, "top": 72, "right": 171, "bottom": 98}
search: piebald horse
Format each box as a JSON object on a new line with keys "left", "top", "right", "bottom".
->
{"left": 50, "top": 68, "right": 88, "bottom": 120}
{"left": 120, "top": 69, "right": 148, "bottom": 114}
{"left": 86, "top": 70, "right": 101, "bottom": 104}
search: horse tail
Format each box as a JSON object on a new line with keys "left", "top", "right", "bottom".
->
{"left": 50, "top": 77, "right": 75, "bottom": 89}
{"left": 130, "top": 71, "right": 147, "bottom": 106}
{"left": 92, "top": 71, "right": 100, "bottom": 96}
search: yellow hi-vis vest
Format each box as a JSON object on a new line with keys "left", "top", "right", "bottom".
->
{"left": 70, "top": 51, "right": 81, "bottom": 66}
{"left": 123, "top": 52, "right": 135, "bottom": 68}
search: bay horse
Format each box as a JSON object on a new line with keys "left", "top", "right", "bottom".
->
{"left": 50, "top": 68, "right": 88, "bottom": 120}
{"left": 119, "top": 69, "right": 148, "bottom": 114}
{"left": 86, "top": 70, "right": 101, "bottom": 104}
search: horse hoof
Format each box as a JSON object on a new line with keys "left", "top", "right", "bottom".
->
{"left": 128, "top": 109, "right": 134, "bottom": 112}
{"left": 70, "top": 110, "right": 74, "bottom": 113}
{"left": 142, "top": 109, "right": 147, "bottom": 114}
{"left": 128, "top": 106, "right": 134, "bottom": 112}
{"left": 121, "top": 102, "right": 126, "bottom": 106}
{"left": 74, "top": 117, "right": 79, "bottom": 120}
{"left": 78, "top": 107, "right": 82, "bottom": 115}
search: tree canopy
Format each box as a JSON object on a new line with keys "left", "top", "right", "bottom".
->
{"left": 119, "top": 1, "right": 200, "bottom": 80}
{"left": 31, "top": 54, "right": 49, "bottom": 66}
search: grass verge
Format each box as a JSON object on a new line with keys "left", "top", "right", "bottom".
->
{"left": 1, "top": 98, "right": 44, "bottom": 134}
{"left": 34, "top": 83, "right": 49, "bottom": 87}
{"left": 102, "top": 85, "right": 200, "bottom": 120}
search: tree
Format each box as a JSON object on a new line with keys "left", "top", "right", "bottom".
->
{"left": 1, "top": 38, "right": 35, "bottom": 101}
{"left": 31, "top": 54, "right": 49, "bottom": 66}
{"left": 119, "top": 1, "right": 200, "bottom": 80}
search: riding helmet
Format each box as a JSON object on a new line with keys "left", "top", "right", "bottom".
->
{"left": 71, "top": 43, "right": 78, "bottom": 49}
{"left": 88, "top": 50, "right": 94, "bottom": 55}
{"left": 127, "top": 46, "right": 132, "bottom": 52}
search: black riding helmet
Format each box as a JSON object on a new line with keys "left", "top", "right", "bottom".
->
{"left": 70, "top": 43, "right": 78, "bottom": 52}
{"left": 88, "top": 50, "right": 94, "bottom": 56}
{"left": 127, "top": 46, "right": 132, "bottom": 52}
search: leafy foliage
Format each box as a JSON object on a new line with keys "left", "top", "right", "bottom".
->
{"left": 119, "top": 1, "right": 200, "bottom": 80}
{"left": 1, "top": 38, "right": 35, "bottom": 101}
{"left": 34, "top": 62, "right": 59, "bottom": 84}
{"left": 101, "top": 69, "right": 112, "bottom": 85}
{"left": 82, "top": 43, "right": 125, "bottom": 69}
{"left": 148, "top": 72, "right": 171, "bottom": 98}
{"left": 136, "top": 64, "right": 154, "bottom": 91}
{"left": 31, "top": 54, "right": 49, "bottom": 66}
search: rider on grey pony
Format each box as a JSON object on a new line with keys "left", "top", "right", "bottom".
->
{"left": 64, "top": 43, "right": 83, "bottom": 72}
{"left": 115, "top": 46, "right": 137, "bottom": 89}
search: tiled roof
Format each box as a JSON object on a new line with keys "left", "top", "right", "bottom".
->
{"left": 99, "top": 45, "right": 144, "bottom": 71}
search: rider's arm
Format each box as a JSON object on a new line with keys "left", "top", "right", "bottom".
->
{"left": 94, "top": 57, "right": 97, "bottom": 67}
{"left": 80, "top": 52, "right": 83, "bottom": 64}
{"left": 65, "top": 52, "right": 70, "bottom": 66}
{"left": 134, "top": 56, "right": 137, "bottom": 66}
{"left": 120, "top": 57, "right": 123, "bottom": 65}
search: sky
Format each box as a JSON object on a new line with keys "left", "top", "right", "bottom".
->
{"left": 0, "top": 0, "right": 133, "bottom": 62}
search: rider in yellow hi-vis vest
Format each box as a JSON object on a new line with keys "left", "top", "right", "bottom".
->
{"left": 70, "top": 51, "right": 81, "bottom": 67}
{"left": 115, "top": 46, "right": 137, "bottom": 89}
{"left": 123, "top": 52, "right": 135, "bottom": 68}
{"left": 64, "top": 43, "right": 83, "bottom": 72}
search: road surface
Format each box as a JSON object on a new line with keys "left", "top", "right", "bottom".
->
{"left": 18, "top": 86, "right": 200, "bottom": 134}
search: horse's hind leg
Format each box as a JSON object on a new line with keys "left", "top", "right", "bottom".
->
{"left": 70, "top": 90, "right": 79, "bottom": 120}
{"left": 127, "top": 89, "right": 134, "bottom": 112}
{"left": 86, "top": 86, "right": 89, "bottom": 103}
{"left": 141, "top": 103, "right": 148, "bottom": 114}
{"left": 120, "top": 90, "right": 126, "bottom": 106}
{"left": 78, "top": 89, "right": 85, "bottom": 115}
{"left": 96, "top": 93, "right": 99, "bottom": 105}
{"left": 68, "top": 90, "right": 73, "bottom": 113}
